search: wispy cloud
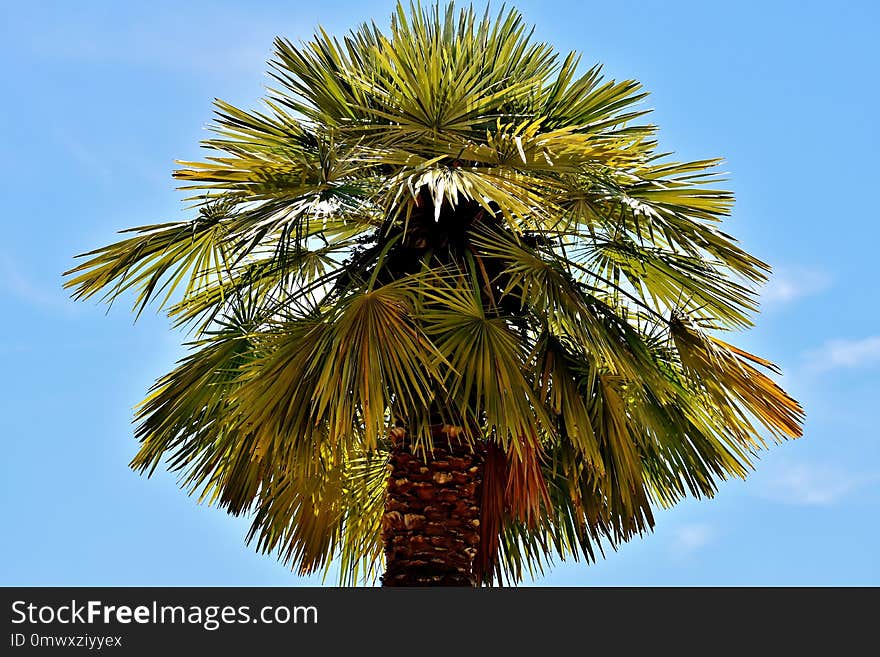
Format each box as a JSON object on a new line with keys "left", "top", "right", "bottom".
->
{"left": 669, "top": 523, "right": 715, "bottom": 557}
{"left": 756, "top": 462, "right": 877, "bottom": 506}
{"left": 803, "top": 336, "right": 880, "bottom": 373}
{"left": 0, "top": 254, "right": 74, "bottom": 314}
{"left": 56, "top": 131, "right": 113, "bottom": 183}
{"left": 761, "top": 267, "right": 831, "bottom": 305}
{"left": 22, "top": 11, "right": 276, "bottom": 79}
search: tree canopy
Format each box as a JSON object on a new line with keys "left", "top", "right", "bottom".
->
{"left": 65, "top": 2, "right": 803, "bottom": 584}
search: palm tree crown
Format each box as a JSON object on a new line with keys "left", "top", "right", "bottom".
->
{"left": 65, "top": 1, "right": 803, "bottom": 584}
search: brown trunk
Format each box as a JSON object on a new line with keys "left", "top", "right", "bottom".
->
{"left": 380, "top": 425, "right": 483, "bottom": 586}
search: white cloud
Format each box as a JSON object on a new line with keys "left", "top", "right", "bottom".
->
{"left": 57, "top": 132, "right": 113, "bottom": 183}
{"left": 669, "top": 524, "right": 715, "bottom": 556}
{"left": 757, "top": 462, "right": 877, "bottom": 506}
{"left": 803, "top": 336, "right": 880, "bottom": 372}
{"left": 23, "top": 10, "right": 276, "bottom": 79}
{"left": 761, "top": 267, "right": 830, "bottom": 304}
{"left": 0, "top": 254, "right": 74, "bottom": 314}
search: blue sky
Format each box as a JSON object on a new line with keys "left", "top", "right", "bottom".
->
{"left": 1, "top": 0, "right": 878, "bottom": 586}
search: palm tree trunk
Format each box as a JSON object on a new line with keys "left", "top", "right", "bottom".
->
{"left": 381, "top": 425, "right": 483, "bottom": 586}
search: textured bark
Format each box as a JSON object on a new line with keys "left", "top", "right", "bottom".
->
{"left": 381, "top": 426, "right": 483, "bottom": 586}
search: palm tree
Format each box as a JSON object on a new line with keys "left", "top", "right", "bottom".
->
{"left": 65, "top": 2, "right": 803, "bottom": 586}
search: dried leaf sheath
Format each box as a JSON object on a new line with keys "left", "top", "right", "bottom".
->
{"left": 382, "top": 427, "right": 482, "bottom": 586}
